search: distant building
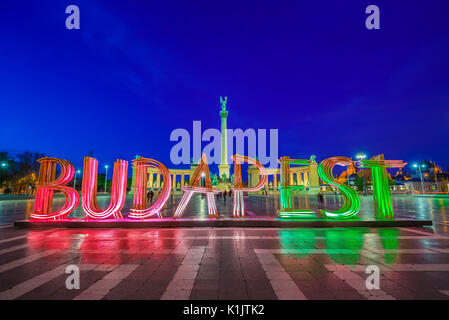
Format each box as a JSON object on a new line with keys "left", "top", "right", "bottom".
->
{"left": 404, "top": 178, "right": 440, "bottom": 193}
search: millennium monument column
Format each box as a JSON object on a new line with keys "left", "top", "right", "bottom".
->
{"left": 218, "top": 96, "right": 230, "bottom": 179}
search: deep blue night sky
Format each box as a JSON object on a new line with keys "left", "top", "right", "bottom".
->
{"left": 1, "top": 0, "right": 448, "bottom": 173}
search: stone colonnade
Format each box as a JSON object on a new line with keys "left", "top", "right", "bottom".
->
{"left": 248, "top": 161, "right": 320, "bottom": 192}
{"left": 145, "top": 168, "right": 194, "bottom": 191}
{"left": 130, "top": 159, "right": 320, "bottom": 194}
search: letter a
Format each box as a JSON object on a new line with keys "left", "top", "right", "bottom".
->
{"left": 365, "top": 265, "right": 380, "bottom": 290}
{"left": 174, "top": 154, "right": 220, "bottom": 219}
{"left": 365, "top": 5, "right": 380, "bottom": 30}
{"left": 65, "top": 5, "right": 80, "bottom": 30}
{"left": 65, "top": 265, "right": 80, "bottom": 290}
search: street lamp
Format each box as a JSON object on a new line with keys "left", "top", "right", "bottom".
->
{"left": 104, "top": 165, "right": 109, "bottom": 192}
{"left": 346, "top": 165, "right": 350, "bottom": 186}
{"left": 355, "top": 153, "right": 367, "bottom": 193}
{"left": 413, "top": 163, "right": 426, "bottom": 194}
{"left": 1, "top": 162, "right": 7, "bottom": 168}
{"left": 73, "top": 169, "right": 81, "bottom": 189}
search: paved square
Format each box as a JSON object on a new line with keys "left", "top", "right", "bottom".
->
{"left": 1, "top": 194, "right": 449, "bottom": 300}
{"left": 1, "top": 226, "right": 449, "bottom": 300}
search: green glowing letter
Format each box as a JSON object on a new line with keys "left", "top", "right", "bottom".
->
{"left": 317, "top": 157, "right": 361, "bottom": 219}
{"left": 278, "top": 157, "right": 316, "bottom": 219}
{"left": 357, "top": 159, "right": 406, "bottom": 220}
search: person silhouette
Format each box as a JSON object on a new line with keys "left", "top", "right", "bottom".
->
{"left": 317, "top": 192, "right": 324, "bottom": 209}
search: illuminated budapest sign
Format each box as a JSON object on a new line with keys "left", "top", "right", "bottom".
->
{"left": 31, "top": 155, "right": 405, "bottom": 221}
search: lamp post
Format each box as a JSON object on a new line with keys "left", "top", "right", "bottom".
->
{"left": 104, "top": 165, "right": 109, "bottom": 193}
{"left": 73, "top": 170, "right": 81, "bottom": 189}
{"left": 355, "top": 153, "right": 367, "bottom": 193}
{"left": 200, "top": 172, "right": 206, "bottom": 199}
{"left": 346, "top": 166, "right": 350, "bottom": 186}
{"left": 433, "top": 163, "right": 440, "bottom": 192}
{"left": 413, "top": 163, "right": 426, "bottom": 194}
{"left": 1, "top": 162, "right": 6, "bottom": 168}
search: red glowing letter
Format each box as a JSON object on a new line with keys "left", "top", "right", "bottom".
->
{"left": 174, "top": 154, "right": 219, "bottom": 219}
{"left": 31, "top": 157, "right": 80, "bottom": 220}
{"left": 232, "top": 155, "right": 267, "bottom": 218}
{"left": 129, "top": 157, "right": 171, "bottom": 219}
{"left": 81, "top": 157, "right": 128, "bottom": 219}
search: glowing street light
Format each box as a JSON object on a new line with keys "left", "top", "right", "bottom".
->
{"left": 355, "top": 153, "right": 367, "bottom": 194}
{"left": 347, "top": 153, "right": 367, "bottom": 187}
{"left": 104, "top": 165, "right": 109, "bottom": 192}
{"left": 0, "top": 162, "right": 6, "bottom": 168}
{"left": 413, "top": 163, "right": 426, "bottom": 194}
{"left": 73, "top": 169, "right": 81, "bottom": 188}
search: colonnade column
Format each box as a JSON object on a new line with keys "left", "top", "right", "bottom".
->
{"left": 148, "top": 172, "right": 153, "bottom": 190}
{"left": 156, "top": 174, "right": 161, "bottom": 190}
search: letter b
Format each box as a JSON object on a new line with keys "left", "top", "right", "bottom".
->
{"left": 31, "top": 157, "right": 80, "bottom": 220}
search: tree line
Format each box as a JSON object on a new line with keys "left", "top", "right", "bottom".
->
{"left": 0, "top": 151, "right": 45, "bottom": 194}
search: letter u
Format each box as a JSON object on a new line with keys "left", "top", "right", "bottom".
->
{"left": 81, "top": 157, "right": 128, "bottom": 219}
